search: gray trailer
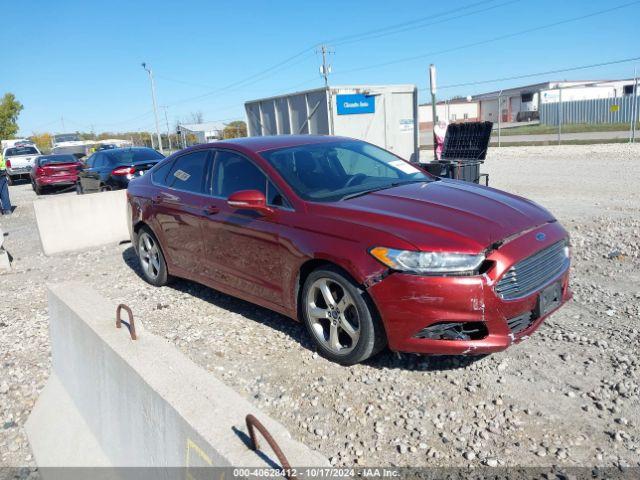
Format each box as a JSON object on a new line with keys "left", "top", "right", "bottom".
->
{"left": 245, "top": 84, "right": 419, "bottom": 162}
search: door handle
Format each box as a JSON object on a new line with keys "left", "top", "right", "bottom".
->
{"left": 203, "top": 205, "right": 219, "bottom": 216}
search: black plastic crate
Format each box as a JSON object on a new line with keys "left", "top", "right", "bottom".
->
{"left": 420, "top": 160, "right": 487, "bottom": 184}
{"left": 441, "top": 121, "right": 493, "bottom": 161}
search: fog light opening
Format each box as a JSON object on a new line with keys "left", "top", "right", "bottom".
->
{"left": 414, "top": 321, "right": 488, "bottom": 341}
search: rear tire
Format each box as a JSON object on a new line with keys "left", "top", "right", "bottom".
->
{"left": 301, "top": 265, "right": 387, "bottom": 365}
{"left": 75, "top": 182, "right": 83, "bottom": 195}
{"left": 6, "top": 176, "right": 13, "bottom": 186}
{"left": 137, "top": 226, "right": 171, "bottom": 287}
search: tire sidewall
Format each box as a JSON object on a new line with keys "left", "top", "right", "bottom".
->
{"left": 301, "top": 266, "right": 384, "bottom": 365}
{"left": 137, "top": 227, "right": 169, "bottom": 287}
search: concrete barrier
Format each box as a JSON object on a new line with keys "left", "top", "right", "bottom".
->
{"left": 33, "top": 190, "right": 130, "bottom": 255}
{"left": 26, "top": 282, "right": 329, "bottom": 470}
{"left": 0, "top": 227, "right": 11, "bottom": 271}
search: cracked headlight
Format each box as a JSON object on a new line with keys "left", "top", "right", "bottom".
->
{"left": 369, "top": 247, "right": 485, "bottom": 275}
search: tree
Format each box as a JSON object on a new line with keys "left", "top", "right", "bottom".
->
{"left": 222, "top": 120, "right": 247, "bottom": 139}
{"left": 30, "top": 132, "right": 53, "bottom": 154}
{"left": 0, "top": 93, "right": 24, "bottom": 139}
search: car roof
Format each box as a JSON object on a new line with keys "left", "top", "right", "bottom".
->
{"left": 99, "top": 147, "right": 155, "bottom": 153}
{"left": 202, "top": 135, "right": 356, "bottom": 153}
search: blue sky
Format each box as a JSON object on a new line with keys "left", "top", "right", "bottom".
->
{"left": 1, "top": 0, "right": 638, "bottom": 135}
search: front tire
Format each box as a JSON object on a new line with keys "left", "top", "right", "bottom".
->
{"left": 137, "top": 227, "right": 170, "bottom": 287}
{"left": 301, "top": 266, "right": 386, "bottom": 365}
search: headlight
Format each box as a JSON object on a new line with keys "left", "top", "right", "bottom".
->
{"left": 369, "top": 246, "right": 485, "bottom": 274}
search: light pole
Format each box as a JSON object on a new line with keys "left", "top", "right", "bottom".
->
{"left": 161, "top": 106, "right": 172, "bottom": 152}
{"left": 429, "top": 64, "right": 438, "bottom": 160}
{"left": 141, "top": 62, "right": 163, "bottom": 153}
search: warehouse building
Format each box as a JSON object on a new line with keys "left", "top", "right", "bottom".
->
{"left": 177, "top": 121, "right": 225, "bottom": 144}
{"left": 471, "top": 79, "right": 638, "bottom": 123}
{"left": 418, "top": 98, "right": 479, "bottom": 130}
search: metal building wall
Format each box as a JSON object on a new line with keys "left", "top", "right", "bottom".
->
{"left": 540, "top": 95, "right": 639, "bottom": 125}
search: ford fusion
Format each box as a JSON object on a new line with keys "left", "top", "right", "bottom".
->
{"left": 127, "top": 135, "right": 571, "bottom": 365}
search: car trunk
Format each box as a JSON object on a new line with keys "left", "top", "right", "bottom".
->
{"left": 41, "top": 162, "right": 79, "bottom": 176}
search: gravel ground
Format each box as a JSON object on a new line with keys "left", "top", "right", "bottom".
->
{"left": 1, "top": 143, "right": 639, "bottom": 469}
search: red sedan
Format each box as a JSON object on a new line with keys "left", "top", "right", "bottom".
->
{"left": 127, "top": 136, "right": 571, "bottom": 365}
{"left": 30, "top": 154, "right": 82, "bottom": 195}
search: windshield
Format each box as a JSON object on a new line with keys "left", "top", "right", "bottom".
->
{"left": 260, "top": 140, "right": 432, "bottom": 202}
{"left": 54, "top": 133, "right": 81, "bottom": 143}
{"left": 106, "top": 149, "right": 164, "bottom": 164}
{"left": 5, "top": 146, "right": 39, "bottom": 157}
{"left": 38, "top": 154, "right": 77, "bottom": 165}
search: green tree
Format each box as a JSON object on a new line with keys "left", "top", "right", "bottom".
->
{"left": 0, "top": 93, "right": 24, "bottom": 139}
{"left": 30, "top": 132, "right": 53, "bottom": 154}
{"left": 222, "top": 120, "right": 247, "bottom": 139}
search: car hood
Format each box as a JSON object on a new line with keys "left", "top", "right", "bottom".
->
{"left": 321, "top": 179, "right": 555, "bottom": 252}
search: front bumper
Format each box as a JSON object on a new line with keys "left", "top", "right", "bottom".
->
{"left": 367, "top": 222, "right": 572, "bottom": 355}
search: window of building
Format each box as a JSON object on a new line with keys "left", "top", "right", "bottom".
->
{"left": 521, "top": 92, "right": 534, "bottom": 103}
{"left": 450, "top": 114, "right": 457, "bottom": 121}
{"left": 623, "top": 85, "right": 635, "bottom": 95}
{"left": 463, "top": 113, "right": 469, "bottom": 119}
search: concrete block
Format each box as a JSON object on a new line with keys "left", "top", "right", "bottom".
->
{"left": 0, "top": 227, "right": 11, "bottom": 271}
{"left": 33, "top": 190, "right": 130, "bottom": 255}
{"left": 26, "top": 282, "right": 329, "bottom": 469}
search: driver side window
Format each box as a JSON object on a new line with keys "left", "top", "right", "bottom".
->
{"left": 211, "top": 151, "right": 290, "bottom": 208}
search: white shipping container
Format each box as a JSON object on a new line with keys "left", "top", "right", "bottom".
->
{"left": 245, "top": 85, "right": 419, "bottom": 162}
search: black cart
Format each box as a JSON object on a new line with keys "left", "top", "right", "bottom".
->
{"left": 420, "top": 121, "right": 493, "bottom": 185}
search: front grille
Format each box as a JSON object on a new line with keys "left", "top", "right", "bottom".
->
{"left": 507, "top": 311, "right": 534, "bottom": 334}
{"left": 495, "top": 240, "right": 569, "bottom": 300}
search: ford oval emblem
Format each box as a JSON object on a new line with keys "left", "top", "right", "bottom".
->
{"left": 536, "top": 232, "right": 546, "bottom": 241}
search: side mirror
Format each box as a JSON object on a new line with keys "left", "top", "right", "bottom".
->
{"left": 227, "top": 190, "right": 273, "bottom": 215}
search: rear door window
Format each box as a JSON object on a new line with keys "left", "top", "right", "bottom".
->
{"left": 151, "top": 159, "right": 175, "bottom": 186}
{"left": 166, "top": 150, "right": 210, "bottom": 194}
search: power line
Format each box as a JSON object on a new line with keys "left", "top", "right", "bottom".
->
{"left": 330, "top": 0, "right": 523, "bottom": 47}
{"left": 333, "top": 0, "right": 640, "bottom": 76}
{"left": 152, "top": 0, "right": 523, "bottom": 109}
{"left": 431, "top": 56, "right": 640, "bottom": 91}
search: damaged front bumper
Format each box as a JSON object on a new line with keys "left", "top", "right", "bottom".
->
{"left": 366, "top": 222, "right": 572, "bottom": 355}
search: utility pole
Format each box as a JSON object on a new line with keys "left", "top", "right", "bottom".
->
{"left": 429, "top": 64, "right": 438, "bottom": 160}
{"left": 558, "top": 86, "right": 563, "bottom": 145}
{"left": 141, "top": 62, "right": 164, "bottom": 153}
{"left": 161, "top": 106, "right": 172, "bottom": 152}
{"left": 497, "top": 90, "right": 503, "bottom": 148}
{"left": 631, "top": 67, "right": 638, "bottom": 143}
{"left": 317, "top": 45, "right": 334, "bottom": 134}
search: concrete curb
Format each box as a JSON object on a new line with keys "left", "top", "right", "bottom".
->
{"left": 33, "top": 190, "right": 130, "bottom": 255}
{"left": 26, "top": 283, "right": 329, "bottom": 469}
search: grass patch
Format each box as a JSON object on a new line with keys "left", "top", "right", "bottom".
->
{"left": 498, "top": 123, "right": 640, "bottom": 136}
{"left": 488, "top": 138, "right": 633, "bottom": 147}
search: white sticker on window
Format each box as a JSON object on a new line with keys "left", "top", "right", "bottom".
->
{"left": 174, "top": 169, "right": 191, "bottom": 181}
{"left": 389, "top": 160, "right": 420, "bottom": 174}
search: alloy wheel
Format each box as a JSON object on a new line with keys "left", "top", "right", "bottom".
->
{"left": 138, "top": 232, "right": 161, "bottom": 280}
{"left": 306, "top": 278, "right": 361, "bottom": 355}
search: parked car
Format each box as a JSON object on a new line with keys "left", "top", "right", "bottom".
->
{"left": 30, "top": 154, "right": 83, "bottom": 195}
{"left": 2, "top": 144, "right": 41, "bottom": 184}
{"left": 127, "top": 135, "right": 571, "bottom": 365}
{"left": 77, "top": 147, "right": 164, "bottom": 194}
